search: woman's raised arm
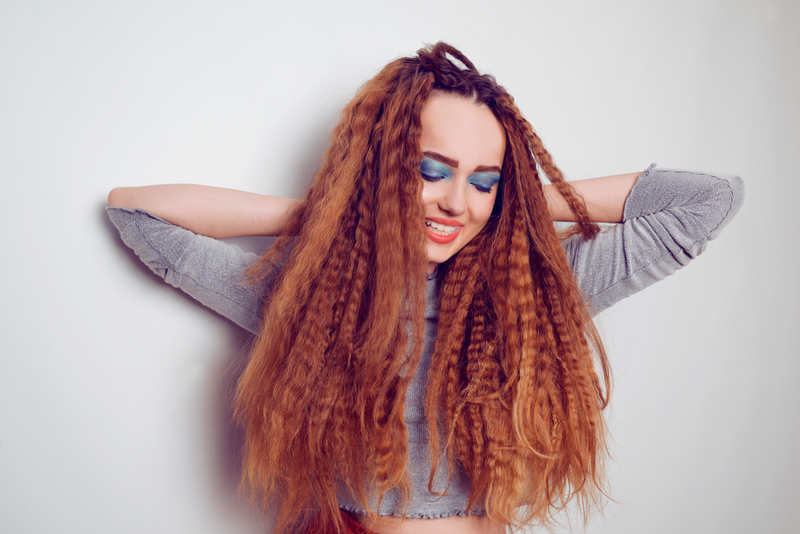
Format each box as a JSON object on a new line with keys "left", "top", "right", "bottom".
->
{"left": 556, "top": 165, "right": 744, "bottom": 315}
{"left": 107, "top": 184, "right": 301, "bottom": 238}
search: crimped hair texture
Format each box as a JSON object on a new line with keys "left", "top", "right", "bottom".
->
{"left": 237, "top": 42, "right": 610, "bottom": 534}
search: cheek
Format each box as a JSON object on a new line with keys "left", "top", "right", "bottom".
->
{"left": 420, "top": 180, "right": 445, "bottom": 207}
{"left": 420, "top": 181, "right": 434, "bottom": 205}
{"left": 471, "top": 191, "right": 498, "bottom": 226}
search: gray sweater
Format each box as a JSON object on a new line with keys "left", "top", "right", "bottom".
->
{"left": 107, "top": 165, "right": 744, "bottom": 518}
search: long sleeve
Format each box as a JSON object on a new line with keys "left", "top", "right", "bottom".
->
{"left": 563, "top": 164, "right": 745, "bottom": 315}
{"left": 107, "top": 207, "right": 271, "bottom": 334}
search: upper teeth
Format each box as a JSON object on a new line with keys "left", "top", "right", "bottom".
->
{"left": 426, "top": 221, "right": 458, "bottom": 235}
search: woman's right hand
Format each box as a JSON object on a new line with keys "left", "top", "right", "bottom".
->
{"left": 107, "top": 184, "right": 302, "bottom": 238}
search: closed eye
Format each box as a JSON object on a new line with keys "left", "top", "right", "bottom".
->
{"left": 421, "top": 171, "right": 446, "bottom": 182}
{"left": 420, "top": 157, "right": 452, "bottom": 183}
{"left": 468, "top": 173, "right": 501, "bottom": 194}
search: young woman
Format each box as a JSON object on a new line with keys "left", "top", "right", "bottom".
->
{"left": 107, "top": 43, "right": 744, "bottom": 534}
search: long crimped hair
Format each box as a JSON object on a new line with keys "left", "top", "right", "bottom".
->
{"left": 236, "top": 42, "right": 610, "bottom": 533}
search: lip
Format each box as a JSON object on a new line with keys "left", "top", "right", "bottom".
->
{"left": 425, "top": 217, "right": 463, "bottom": 245}
{"left": 427, "top": 216, "right": 463, "bottom": 226}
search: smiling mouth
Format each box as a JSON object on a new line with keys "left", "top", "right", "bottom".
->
{"left": 426, "top": 220, "right": 460, "bottom": 236}
{"left": 425, "top": 220, "right": 462, "bottom": 244}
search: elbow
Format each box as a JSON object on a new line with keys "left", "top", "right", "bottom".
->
{"left": 727, "top": 174, "right": 746, "bottom": 216}
{"left": 707, "top": 173, "right": 745, "bottom": 239}
{"left": 719, "top": 173, "right": 745, "bottom": 222}
{"left": 108, "top": 187, "right": 133, "bottom": 208}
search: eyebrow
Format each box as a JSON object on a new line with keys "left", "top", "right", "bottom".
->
{"left": 422, "top": 151, "right": 501, "bottom": 174}
{"left": 473, "top": 165, "right": 502, "bottom": 174}
{"left": 423, "top": 151, "right": 459, "bottom": 168}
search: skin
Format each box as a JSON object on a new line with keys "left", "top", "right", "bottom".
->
{"left": 419, "top": 94, "right": 505, "bottom": 274}
{"left": 107, "top": 95, "right": 642, "bottom": 534}
{"left": 353, "top": 513, "right": 505, "bottom": 534}
{"left": 107, "top": 185, "right": 298, "bottom": 238}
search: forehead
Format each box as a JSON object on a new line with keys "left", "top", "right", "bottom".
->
{"left": 419, "top": 94, "right": 506, "bottom": 169}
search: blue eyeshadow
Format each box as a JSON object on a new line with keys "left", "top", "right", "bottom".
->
{"left": 468, "top": 172, "right": 501, "bottom": 190}
{"left": 420, "top": 158, "right": 452, "bottom": 180}
{"left": 420, "top": 156, "right": 500, "bottom": 192}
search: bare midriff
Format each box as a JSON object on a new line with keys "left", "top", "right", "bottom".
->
{"left": 353, "top": 513, "right": 505, "bottom": 534}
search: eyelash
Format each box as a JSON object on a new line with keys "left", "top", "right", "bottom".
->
{"left": 472, "top": 183, "right": 494, "bottom": 194}
{"left": 420, "top": 171, "right": 445, "bottom": 182}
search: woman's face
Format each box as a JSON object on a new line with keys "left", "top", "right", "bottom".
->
{"left": 420, "top": 94, "right": 506, "bottom": 274}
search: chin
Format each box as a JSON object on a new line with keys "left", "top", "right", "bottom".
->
{"left": 426, "top": 244, "right": 457, "bottom": 267}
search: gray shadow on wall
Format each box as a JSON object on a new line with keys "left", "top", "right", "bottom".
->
{"left": 101, "top": 209, "right": 276, "bottom": 529}
{"left": 209, "top": 321, "right": 276, "bottom": 530}
{"left": 99, "top": 117, "right": 334, "bottom": 531}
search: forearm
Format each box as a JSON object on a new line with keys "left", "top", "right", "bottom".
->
{"left": 107, "top": 184, "right": 301, "bottom": 238}
{"left": 544, "top": 172, "right": 641, "bottom": 223}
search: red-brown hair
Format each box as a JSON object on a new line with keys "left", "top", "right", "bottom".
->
{"left": 237, "top": 42, "right": 609, "bottom": 533}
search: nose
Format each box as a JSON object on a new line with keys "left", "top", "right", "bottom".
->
{"left": 437, "top": 176, "right": 467, "bottom": 216}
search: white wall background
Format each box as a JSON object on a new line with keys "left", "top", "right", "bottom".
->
{"left": 1, "top": 1, "right": 797, "bottom": 533}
